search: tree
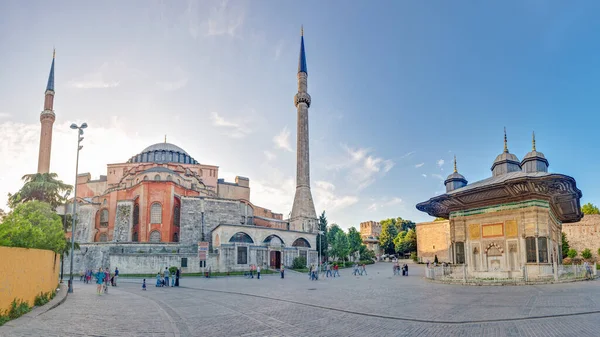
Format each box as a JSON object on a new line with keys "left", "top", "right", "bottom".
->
{"left": 567, "top": 249, "right": 578, "bottom": 259}
{"left": 393, "top": 231, "right": 408, "bottom": 254}
{"left": 327, "top": 224, "right": 343, "bottom": 251}
{"left": 359, "top": 245, "right": 376, "bottom": 261}
{"left": 316, "top": 211, "right": 329, "bottom": 260}
{"left": 582, "top": 248, "right": 593, "bottom": 259}
{"left": 562, "top": 232, "right": 570, "bottom": 259}
{"left": 0, "top": 201, "right": 66, "bottom": 254}
{"left": 379, "top": 218, "right": 399, "bottom": 254}
{"left": 396, "top": 217, "right": 416, "bottom": 231}
{"left": 8, "top": 173, "right": 72, "bottom": 210}
{"left": 347, "top": 227, "right": 363, "bottom": 257}
{"left": 582, "top": 203, "right": 600, "bottom": 215}
{"left": 403, "top": 229, "right": 417, "bottom": 253}
{"left": 330, "top": 231, "right": 349, "bottom": 261}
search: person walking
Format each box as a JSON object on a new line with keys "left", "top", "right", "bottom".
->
{"left": 171, "top": 270, "right": 175, "bottom": 287}
{"left": 333, "top": 264, "right": 340, "bottom": 277}
{"left": 257, "top": 265, "right": 261, "bottom": 279}
{"left": 114, "top": 267, "right": 119, "bottom": 286}
{"left": 280, "top": 264, "right": 285, "bottom": 279}
{"left": 156, "top": 272, "right": 162, "bottom": 287}
{"left": 250, "top": 264, "right": 255, "bottom": 279}
{"left": 104, "top": 268, "right": 110, "bottom": 293}
{"left": 175, "top": 268, "right": 180, "bottom": 287}
{"left": 308, "top": 265, "right": 313, "bottom": 280}
{"left": 326, "top": 263, "right": 332, "bottom": 278}
{"left": 142, "top": 279, "right": 147, "bottom": 291}
{"left": 164, "top": 267, "right": 170, "bottom": 287}
{"left": 96, "top": 268, "right": 104, "bottom": 295}
{"left": 362, "top": 264, "right": 367, "bottom": 276}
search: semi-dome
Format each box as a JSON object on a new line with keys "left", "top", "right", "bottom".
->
{"left": 127, "top": 142, "right": 198, "bottom": 164}
{"left": 491, "top": 129, "right": 521, "bottom": 177}
{"left": 521, "top": 132, "right": 549, "bottom": 173}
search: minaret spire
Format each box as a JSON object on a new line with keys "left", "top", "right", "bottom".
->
{"left": 37, "top": 50, "right": 57, "bottom": 173}
{"left": 291, "top": 27, "right": 317, "bottom": 233}
{"left": 503, "top": 127, "right": 508, "bottom": 153}
{"left": 453, "top": 155, "right": 457, "bottom": 173}
{"left": 532, "top": 131, "right": 536, "bottom": 151}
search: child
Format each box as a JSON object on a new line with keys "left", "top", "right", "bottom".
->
{"left": 142, "top": 279, "right": 147, "bottom": 291}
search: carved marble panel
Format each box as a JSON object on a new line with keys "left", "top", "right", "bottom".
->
{"left": 505, "top": 220, "right": 518, "bottom": 238}
{"left": 469, "top": 224, "right": 480, "bottom": 240}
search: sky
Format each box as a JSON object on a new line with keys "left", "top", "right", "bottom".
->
{"left": 1, "top": 1, "right": 600, "bottom": 229}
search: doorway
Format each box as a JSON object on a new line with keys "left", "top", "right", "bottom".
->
{"left": 270, "top": 251, "right": 281, "bottom": 268}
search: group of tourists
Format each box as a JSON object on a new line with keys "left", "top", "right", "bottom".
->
{"left": 393, "top": 261, "right": 409, "bottom": 276}
{"left": 352, "top": 263, "right": 368, "bottom": 276}
{"left": 244, "top": 264, "right": 262, "bottom": 279}
{"left": 88, "top": 267, "right": 119, "bottom": 295}
{"left": 156, "top": 267, "right": 181, "bottom": 287}
{"left": 324, "top": 263, "right": 340, "bottom": 278}
{"left": 309, "top": 264, "right": 321, "bottom": 280}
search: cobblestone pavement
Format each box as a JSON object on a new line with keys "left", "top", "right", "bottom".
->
{"left": 4, "top": 263, "right": 600, "bottom": 336}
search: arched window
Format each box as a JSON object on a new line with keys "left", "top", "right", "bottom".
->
{"left": 154, "top": 174, "right": 161, "bottom": 181}
{"left": 173, "top": 205, "right": 180, "bottom": 227}
{"left": 143, "top": 175, "right": 148, "bottom": 181}
{"left": 229, "top": 232, "right": 254, "bottom": 244}
{"left": 100, "top": 209, "right": 109, "bottom": 227}
{"left": 167, "top": 175, "right": 173, "bottom": 181}
{"left": 150, "top": 203, "right": 162, "bottom": 224}
{"left": 292, "top": 238, "right": 311, "bottom": 248}
{"left": 133, "top": 204, "right": 139, "bottom": 226}
{"left": 99, "top": 233, "right": 108, "bottom": 242}
{"left": 132, "top": 232, "right": 138, "bottom": 242}
{"left": 173, "top": 233, "right": 179, "bottom": 242}
{"left": 263, "top": 235, "right": 284, "bottom": 247}
{"left": 149, "top": 230, "right": 161, "bottom": 243}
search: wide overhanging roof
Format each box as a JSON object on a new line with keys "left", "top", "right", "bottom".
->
{"left": 416, "top": 171, "right": 583, "bottom": 223}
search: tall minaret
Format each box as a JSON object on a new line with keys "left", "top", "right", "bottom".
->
{"left": 290, "top": 26, "right": 317, "bottom": 233}
{"left": 37, "top": 50, "right": 56, "bottom": 174}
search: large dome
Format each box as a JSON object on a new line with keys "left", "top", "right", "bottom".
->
{"left": 127, "top": 142, "right": 198, "bottom": 164}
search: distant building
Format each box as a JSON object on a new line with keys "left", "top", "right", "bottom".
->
{"left": 360, "top": 221, "right": 382, "bottom": 258}
{"left": 416, "top": 131, "right": 582, "bottom": 278}
{"left": 562, "top": 214, "right": 600, "bottom": 259}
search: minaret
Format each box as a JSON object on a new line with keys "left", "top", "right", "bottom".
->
{"left": 290, "top": 26, "right": 317, "bottom": 232}
{"left": 37, "top": 50, "right": 56, "bottom": 174}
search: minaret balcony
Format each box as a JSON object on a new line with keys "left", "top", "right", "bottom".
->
{"left": 294, "top": 92, "right": 311, "bottom": 107}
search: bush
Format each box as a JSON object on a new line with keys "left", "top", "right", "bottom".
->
{"left": 582, "top": 248, "right": 593, "bottom": 259}
{"left": 358, "top": 260, "right": 374, "bottom": 265}
{"left": 34, "top": 292, "right": 49, "bottom": 306}
{"left": 344, "top": 261, "right": 354, "bottom": 268}
{"left": 567, "top": 249, "right": 578, "bottom": 259}
{"left": 7, "top": 299, "right": 30, "bottom": 320}
{"left": 410, "top": 252, "right": 417, "bottom": 262}
{"left": 292, "top": 256, "right": 307, "bottom": 269}
{"left": 168, "top": 266, "right": 178, "bottom": 275}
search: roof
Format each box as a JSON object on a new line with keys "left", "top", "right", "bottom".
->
{"left": 142, "top": 167, "right": 176, "bottom": 174}
{"left": 298, "top": 33, "right": 307, "bottom": 74}
{"left": 46, "top": 56, "right": 55, "bottom": 92}
{"left": 448, "top": 171, "right": 550, "bottom": 195}
{"left": 141, "top": 143, "right": 189, "bottom": 155}
{"left": 128, "top": 142, "right": 197, "bottom": 164}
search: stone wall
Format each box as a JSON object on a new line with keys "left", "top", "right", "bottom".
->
{"left": 416, "top": 220, "right": 451, "bottom": 262}
{"left": 114, "top": 201, "right": 133, "bottom": 242}
{"left": 563, "top": 214, "right": 600, "bottom": 259}
{"left": 74, "top": 204, "right": 98, "bottom": 243}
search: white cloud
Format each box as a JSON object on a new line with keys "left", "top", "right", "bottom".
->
{"left": 313, "top": 181, "right": 359, "bottom": 212}
{"left": 263, "top": 150, "right": 276, "bottom": 161}
{"left": 437, "top": 159, "right": 445, "bottom": 167}
{"left": 68, "top": 61, "right": 146, "bottom": 89}
{"left": 274, "top": 40, "right": 284, "bottom": 60}
{"left": 422, "top": 174, "right": 427, "bottom": 178}
{"left": 206, "top": 0, "right": 245, "bottom": 38}
{"left": 273, "top": 127, "right": 293, "bottom": 152}
{"left": 328, "top": 145, "right": 395, "bottom": 190}
{"left": 415, "top": 162, "right": 424, "bottom": 168}
{"left": 155, "top": 66, "right": 188, "bottom": 91}
{"left": 366, "top": 197, "right": 402, "bottom": 212}
{"left": 431, "top": 173, "right": 444, "bottom": 181}
{"left": 211, "top": 112, "right": 250, "bottom": 138}
{"left": 0, "top": 113, "right": 12, "bottom": 119}
{"left": 400, "top": 151, "right": 415, "bottom": 159}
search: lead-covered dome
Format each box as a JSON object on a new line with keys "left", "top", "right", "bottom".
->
{"left": 491, "top": 129, "right": 521, "bottom": 177}
{"left": 521, "top": 132, "right": 549, "bottom": 173}
{"left": 127, "top": 142, "right": 198, "bottom": 164}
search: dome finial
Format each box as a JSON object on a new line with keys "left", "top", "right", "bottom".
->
{"left": 532, "top": 131, "right": 536, "bottom": 151}
{"left": 453, "top": 155, "right": 457, "bottom": 173}
{"left": 503, "top": 127, "right": 508, "bottom": 153}
{"left": 164, "top": 134, "right": 167, "bottom": 143}
{"left": 301, "top": 25, "right": 303, "bottom": 36}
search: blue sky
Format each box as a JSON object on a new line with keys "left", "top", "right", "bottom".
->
{"left": 1, "top": 1, "right": 599, "bottom": 228}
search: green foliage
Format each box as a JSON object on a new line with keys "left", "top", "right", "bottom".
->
{"left": 33, "top": 291, "right": 54, "bottom": 306}
{"left": 7, "top": 299, "right": 30, "bottom": 320}
{"left": 8, "top": 173, "right": 72, "bottom": 210}
{"left": 396, "top": 217, "right": 416, "bottom": 232}
{"left": 327, "top": 224, "right": 343, "bottom": 248}
{"left": 562, "top": 232, "right": 570, "bottom": 259}
{"left": 410, "top": 251, "right": 418, "bottom": 262}
{"left": 344, "top": 261, "right": 353, "bottom": 267}
{"left": 330, "top": 231, "right": 349, "bottom": 261}
{"left": 347, "top": 227, "right": 363, "bottom": 256}
{"left": 0, "top": 201, "right": 66, "bottom": 254}
{"left": 393, "top": 229, "right": 417, "bottom": 255}
{"left": 379, "top": 219, "right": 399, "bottom": 254}
{"left": 567, "top": 248, "right": 578, "bottom": 259}
{"left": 359, "top": 245, "right": 376, "bottom": 260}
{"left": 434, "top": 255, "right": 439, "bottom": 264}
{"left": 359, "top": 260, "right": 375, "bottom": 265}
{"left": 582, "top": 202, "right": 600, "bottom": 215}
{"left": 597, "top": 248, "right": 600, "bottom": 257}
{"left": 292, "top": 256, "right": 307, "bottom": 269}
{"left": 434, "top": 217, "right": 446, "bottom": 222}
{"left": 317, "top": 211, "right": 329, "bottom": 259}
{"left": 582, "top": 248, "right": 593, "bottom": 259}
{"left": 169, "top": 266, "right": 178, "bottom": 275}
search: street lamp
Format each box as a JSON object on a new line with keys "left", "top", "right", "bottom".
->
{"left": 68, "top": 122, "right": 87, "bottom": 293}
{"left": 60, "top": 190, "right": 71, "bottom": 283}
{"left": 318, "top": 230, "right": 324, "bottom": 279}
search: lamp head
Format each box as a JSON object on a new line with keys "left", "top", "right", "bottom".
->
{"left": 70, "top": 123, "right": 78, "bottom": 129}
{"left": 81, "top": 123, "right": 88, "bottom": 129}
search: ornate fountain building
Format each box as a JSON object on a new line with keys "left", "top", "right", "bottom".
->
{"left": 416, "top": 132, "right": 582, "bottom": 278}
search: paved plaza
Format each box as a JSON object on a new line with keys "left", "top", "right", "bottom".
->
{"left": 3, "top": 262, "right": 600, "bottom": 336}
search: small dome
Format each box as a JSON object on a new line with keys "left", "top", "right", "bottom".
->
{"left": 446, "top": 171, "right": 466, "bottom": 181}
{"left": 127, "top": 142, "right": 198, "bottom": 164}
{"left": 445, "top": 156, "right": 468, "bottom": 193}
{"left": 521, "top": 133, "right": 548, "bottom": 173}
{"left": 491, "top": 129, "right": 521, "bottom": 176}
{"left": 522, "top": 150, "right": 546, "bottom": 160}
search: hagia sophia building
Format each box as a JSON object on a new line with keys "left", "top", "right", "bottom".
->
{"left": 40, "top": 29, "right": 319, "bottom": 274}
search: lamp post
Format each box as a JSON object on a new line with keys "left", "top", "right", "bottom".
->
{"left": 318, "top": 230, "right": 324, "bottom": 279}
{"left": 68, "top": 122, "right": 87, "bottom": 293}
{"left": 60, "top": 190, "right": 71, "bottom": 283}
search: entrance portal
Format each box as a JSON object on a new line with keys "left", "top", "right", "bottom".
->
{"left": 270, "top": 251, "right": 281, "bottom": 268}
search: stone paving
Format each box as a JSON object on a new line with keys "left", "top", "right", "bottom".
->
{"left": 4, "top": 263, "right": 600, "bottom": 336}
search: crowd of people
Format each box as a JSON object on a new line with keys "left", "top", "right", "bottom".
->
{"left": 393, "top": 260, "right": 409, "bottom": 276}
{"left": 155, "top": 267, "right": 181, "bottom": 287}
{"left": 82, "top": 267, "right": 120, "bottom": 295}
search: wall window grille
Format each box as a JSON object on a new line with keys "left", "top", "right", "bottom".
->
{"left": 149, "top": 230, "right": 161, "bottom": 243}
{"left": 181, "top": 257, "right": 188, "bottom": 267}
{"left": 150, "top": 203, "right": 162, "bottom": 224}
{"left": 237, "top": 246, "right": 248, "bottom": 264}
{"left": 538, "top": 237, "right": 548, "bottom": 263}
{"left": 99, "top": 233, "right": 108, "bottom": 242}
{"left": 100, "top": 209, "right": 109, "bottom": 227}
{"left": 132, "top": 232, "right": 138, "bottom": 242}
{"left": 173, "top": 205, "right": 180, "bottom": 227}
{"left": 154, "top": 174, "right": 161, "bottom": 181}
{"left": 133, "top": 204, "right": 139, "bottom": 226}
{"left": 167, "top": 175, "right": 173, "bottom": 181}
{"left": 292, "top": 238, "right": 311, "bottom": 248}
{"left": 229, "top": 232, "right": 254, "bottom": 243}
{"left": 173, "top": 233, "right": 179, "bottom": 242}
{"left": 526, "top": 237, "right": 537, "bottom": 263}
{"left": 455, "top": 242, "right": 465, "bottom": 264}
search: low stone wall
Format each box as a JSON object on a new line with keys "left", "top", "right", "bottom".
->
{"left": 0, "top": 246, "right": 60, "bottom": 312}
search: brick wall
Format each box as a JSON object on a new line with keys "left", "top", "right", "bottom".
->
{"left": 563, "top": 214, "right": 600, "bottom": 259}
